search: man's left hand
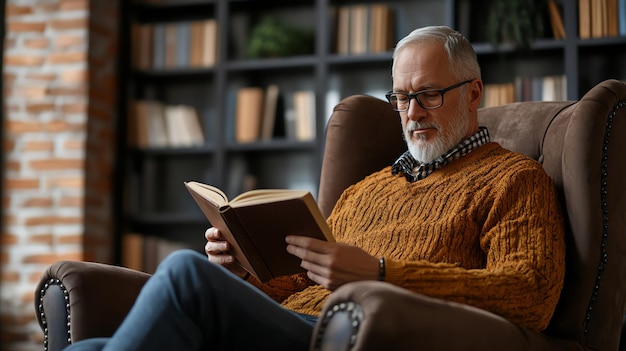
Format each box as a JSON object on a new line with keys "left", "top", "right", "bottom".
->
{"left": 285, "top": 235, "right": 379, "bottom": 290}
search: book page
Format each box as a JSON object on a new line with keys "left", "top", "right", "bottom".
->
{"left": 230, "top": 189, "right": 310, "bottom": 207}
{"left": 184, "top": 181, "right": 228, "bottom": 207}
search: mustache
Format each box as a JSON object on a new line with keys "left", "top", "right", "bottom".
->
{"left": 406, "top": 121, "right": 440, "bottom": 133}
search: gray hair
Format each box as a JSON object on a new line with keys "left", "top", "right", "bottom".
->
{"left": 392, "top": 26, "right": 481, "bottom": 82}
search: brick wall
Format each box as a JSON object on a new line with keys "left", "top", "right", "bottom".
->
{"left": 1, "top": 1, "right": 119, "bottom": 350}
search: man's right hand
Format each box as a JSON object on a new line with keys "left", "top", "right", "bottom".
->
{"left": 204, "top": 227, "right": 248, "bottom": 277}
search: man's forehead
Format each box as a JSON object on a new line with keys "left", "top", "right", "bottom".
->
{"left": 392, "top": 43, "right": 451, "bottom": 89}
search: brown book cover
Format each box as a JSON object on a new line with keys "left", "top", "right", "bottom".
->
{"left": 184, "top": 181, "right": 335, "bottom": 283}
{"left": 607, "top": 0, "right": 619, "bottom": 36}
{"left": 122, "top": 233, "right": 145, "bottom": 271}
{"left": 235, "top": 87, "right": 264, "bottom": 143}
{"left": 336, "top": 6, "right": 351, "bottom": 55}
{"left": 579, "top": 0, "right": 592, "bottom": 39}
{"left": 131, "top": 23, "right": 153, "bottom": 69}
{"left": 370, "top": 4, "right": 394, "bottom": 52}
{"left": 164, "top": 22, "right": 178, "bottom": 68}
{"left": 591, "top": 0, "right": 604, "bottom": 38}
{"left": 189, "top": 20, "right": 204, "bottom": 67}
{"left": 548, "top": 0, "right": 566, "bottom": 39}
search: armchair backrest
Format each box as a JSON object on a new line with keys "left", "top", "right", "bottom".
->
{"left": 318, "top": 79, "right": 626, "bottom": 350}
{"left": 318, "top": 95, "right": 405, "bottom": 218}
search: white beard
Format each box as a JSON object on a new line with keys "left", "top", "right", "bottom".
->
{"left": 405, "top": 103, "right": 470, "bottom": 164}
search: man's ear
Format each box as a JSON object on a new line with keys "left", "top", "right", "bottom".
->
{"left": 468, "top": 79, "right": 483, "bottom": 112}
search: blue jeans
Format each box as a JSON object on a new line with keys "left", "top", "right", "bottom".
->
{"left": 64, "top": 249, "right": 315, "bottom": 351}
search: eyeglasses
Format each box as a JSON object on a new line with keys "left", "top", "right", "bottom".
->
{"left": 385, "top": 79, "right": 473, "bottom": 112}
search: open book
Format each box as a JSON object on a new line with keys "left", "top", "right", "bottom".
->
{"left": 184, "top": 181, "right": 335, "bottom": 283}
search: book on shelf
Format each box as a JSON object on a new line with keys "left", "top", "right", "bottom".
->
{"left": 234, "top": 85, "right": 286, "bottom": 143}
{"left": 370, "top": 4, "right": 395, "bottom": 52}
{"left": 184, "top": 181, "right": 335, "bottom": 283}
{"left": 189, "top": 21, "right": 204, "bottom": 66}
{"left": 164, "top": 105, "right": 205, "bottom": 147}
{"left": 176, "top": 21, "right": 191, "bottom": 67}
{"left": 591, "top": 0, "right": 605, "bottom": 38}
{"left": 127, "top": 101, "right": 147, "bottom": 147}
{"left": 134, "top": 19, "right": 217, "bottom": 70}
{"left": 621, "top": 0, "right": 626, "bottom": 36}
{"left": 152, "top": 23, "right": 166, "bottom": 68}
{"left": 130, "top": 100, "right": 204, "bottom": 148}
{"left": 541, "top": 75, "right": 568, "bottom": 101}
{"left": 548, "top": 0, "right": 566, "bottom": 39}
{"left": 235, "top": 87, "right": 264, "bottom": 143}
{"left": 122, "top": 233, "right": 145, "bottom": 271}
{"left": 335, "top": 3, "right": 395, "bottom": 55}
{"left": 129, "top": 100, "right": 168, "bottom": 148}
{"left": 164, "top": 22, "right": 178, "bottom": 68}
{"left": 485, "top": 75, "right": 567, "bottom": 107}
{"left": 201, "top": 19, "right": 218, "bottom": 67}
{"left": 188, "top": 19, "right": 218, "bottom": 67}
{"left": 261, "top": 84, "right": 281, "bottom": 141}
{"left": 122, "top": 233, "right": 188, "bottom": 274}
{"left": 336, "top": 6, "right": 350, "bottom": 55}
{"left": 350, "top": 4, "right": 369, "bottom": 55}
{"left": 131, "top": 23, "right": 153, "bottom": 69}
{"left": 579, "top": 0, "right": 592, "bottom": 38}
{"left": 580, "top": 0, "right": 623, "bottom": 39}
{"left": 292, "top": 90, "right": 316, "bottom": 141}
{"left": 482, "top": 83, "right": 515, "bottom": 108}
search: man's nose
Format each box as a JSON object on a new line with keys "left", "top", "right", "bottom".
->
{"left": 406, "top": 97, "right": 426, "bottom": 121}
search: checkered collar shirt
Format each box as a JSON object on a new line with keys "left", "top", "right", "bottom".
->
{"left": 391, "top": 127, "right": 491, "bottom": 182}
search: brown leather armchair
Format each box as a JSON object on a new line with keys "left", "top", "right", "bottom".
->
{"left": 312, "top": 79, "right": 626, "bottom": 351}
{"left": 35, "top": 79, "right": 626, "bottom": 351}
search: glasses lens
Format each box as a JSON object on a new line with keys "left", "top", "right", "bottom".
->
{"left": 388, "top": 91, "right": 444, "bottom": 111}
{"left": 389, "top": 93, "right": 409, "bottom": 111}
{"left": 417, "top": 91, "right": 443, "bottom": 109}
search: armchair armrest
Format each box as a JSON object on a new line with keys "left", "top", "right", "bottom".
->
{"left": 310, "top": 281, "right": 578, "bottom": 351}
{"left": 34, "top": 261, "right": 150, "bottom": 351}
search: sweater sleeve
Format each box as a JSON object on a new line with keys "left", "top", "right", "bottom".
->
{"left": 383, "top": 167, "right": 566, "bottom": 331}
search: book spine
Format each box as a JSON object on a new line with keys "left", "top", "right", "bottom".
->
{"left": 618, "top": 0, "right": 626, "bottom": 36}
{"left": 153, "top": 23, "right": 166, "bottom": 68}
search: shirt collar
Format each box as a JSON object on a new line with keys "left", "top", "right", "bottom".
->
{"left": 391, "top": 127, "right": 490, "bottom": 182}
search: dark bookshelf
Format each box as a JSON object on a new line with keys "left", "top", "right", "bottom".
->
{"left": 114, "top": 0, "right": 626, "bottom": 268}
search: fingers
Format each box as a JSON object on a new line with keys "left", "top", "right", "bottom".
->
{"left": 286, "top": 242, "right": 327, "bottom": 267}
{"left": 205, "top": 242, "right": 235, "bottom": 265}
{"left": 209, "top": 252, "right": 235, "bottom": 265}
{"left": 205, "top": 228, "right": 227, "bottom": 253}
{"left": 205, "top": 227, "right": 221, "bottom": 241}
{"left": 285, "top": 236, "right": 331, "bottom": 264}
{"left": 285, "top": 235, "right": 329, "bottom": 252}
{"left": 204, "top": 227, "right": 234, "bottom": 264}
{"left": 205, "top": 239, "right": 229, "bottom": 255}
{"left": 304, "top": 263, "right": 343, "bottom": 291}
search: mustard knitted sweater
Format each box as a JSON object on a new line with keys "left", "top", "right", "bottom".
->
{"left": 252, "top": 142, "right": 566, "bottom": 332}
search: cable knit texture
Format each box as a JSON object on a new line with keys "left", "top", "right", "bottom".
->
{"left": 256, "top": 142, "right": 565, "bottom": 332}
